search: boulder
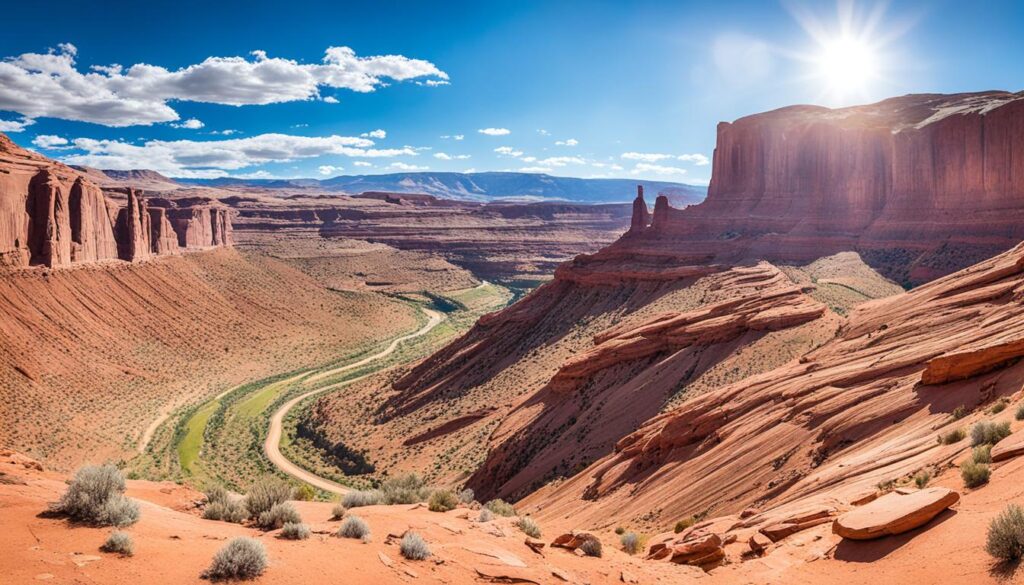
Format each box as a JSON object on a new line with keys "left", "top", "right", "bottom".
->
{"left": 748, "top": 532, "right": 772, "bottom": 554}
{"left": 833, "top": 487, "right": 959, "bottom": 540}
{"left": 669, "top": 533, "right": 725, "bottom": 567}
{"left": 551, "top": 531, "right": 598, "bottom": 550}
{"left": 991, "top": 432, "right": 1024, "bottom": 462}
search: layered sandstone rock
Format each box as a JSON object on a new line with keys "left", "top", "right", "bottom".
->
{"left": 0, "top": 133, "right": 232, "bottom": 268}
{"left": 832, "top": 488, "right": 959, "bottom": 540}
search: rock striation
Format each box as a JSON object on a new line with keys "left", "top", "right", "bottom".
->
{"left": 0, "top": 133, "right": 232, "bottom": 268}
{"left": 832, "top": 488, "right": 959, "bottom": 540}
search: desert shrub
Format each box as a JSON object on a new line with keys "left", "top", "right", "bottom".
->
{"left": 206, "top": 486, "right": 229, "bottom": 506}
{"left": 400, "top": 532, "right": 431, "bottom": 560}
{"left": 987, "top": 504, "right": 1024, "bottom": 562}
{"left": 381, "top": 474, "right": 430, "bottom": 505}
{"left": 203, "top": 537, "right": 267, "bottom": 581}
{"left": 614, "top": 526, "right": 625, "bottom": 535}
{"left": 100, "top": 531, "right": 134, "bottom": 556}
{"left": 330, "top": 502, "right": 346, "bottom": 520}
{"left": 620, "top": 532, "right": 645, "bottom": 555}
{"left": 280, "top": 522, "right": 310, "bottom": 540}
{"left": 342, "top": 489, "right": 382, "bottom": 508}
{"left": 961, "top": 460, "right": 991, "bottom": 488}
{"left": 256, "top": 502, "right": 301, "bottom": 530}
{"left": 973, "top": 444, "right": 993, "bottom": 464}
{"left": 55, "top": 464, "right": 139, "bottom": 527}
{"left": 938, "top": 428, "right": 966, "bottom": 445}
{"left": 674, "top": 517, "right": 696, "bottom": 533}
{"left": 203, "top": 498, "right": 247, "bottom": 524}
{"left": 1016, "top": 403, "right": 1024, "bottom": 422}
{"left": 477, "top": 508, "right": 494, "bottom": 522}
{"left": 338, "top": 515, "right": 371, "bottom": 540}
{"left": 458, "top": 488, "right": 475, "bottom": 504}
{"left": 428, "top": 489, "right": 459, "bottom": 512}
{"left": 914, "top": 470, "right": 931, "bottom": 489}
{"left": 243, "top": 476, "right": 293, "bottom": 519}
{"left": 484, "top": 499, "right": 516, "bottom": 517}
{"left": 990, "top": 399, "right": 1010, "bottom": 415}
{"left": 580, "top": 536, "right": 603, "bottom": 558}
{"left": 951, "top": 405, "right": 969, "bottom": 420}
{"left": 294, "top": 484, "right": 316, "bottom": 501}
{"left": 971, "top": 421, "right": 1012, "bottom": 447}
{"left": 517, "top": 516, "right": 542, "bottom": 538}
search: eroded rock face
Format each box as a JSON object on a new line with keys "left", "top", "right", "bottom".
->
{"left": 832, "top": 488, "right": 959, "bottom": 540}
{"left": 0, "top": 133, "right": 232, "bottom": 268}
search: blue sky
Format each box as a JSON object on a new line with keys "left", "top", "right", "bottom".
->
{"left": 0, "top": 0, "right": 1021, "bottom": 184}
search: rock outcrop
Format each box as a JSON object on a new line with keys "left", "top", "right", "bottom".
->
{"left": 628, "top": 186, "right": 650, "bottom": 233}
{"left": 832, "top": 488, "right": 960, "bottom": 540}
{"left": 0, "top": 133, "right": 232, "bottom": 268}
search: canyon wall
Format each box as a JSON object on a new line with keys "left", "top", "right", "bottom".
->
{"left": 0, "top": 133, "right": 232, "bottom": 269}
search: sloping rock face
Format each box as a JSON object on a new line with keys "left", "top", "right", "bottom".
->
{"left": 621, "top": 91, "right": 1024, "bottom": 286}
{"left": 0, "top": 133, "right": 232, "bottom": 268}
{"left": 832, "top": 488, "right": 959, "bottom": 540}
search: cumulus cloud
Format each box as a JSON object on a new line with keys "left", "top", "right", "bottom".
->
{"left": 31, "top": 134, "right": 69, "bottom": 148}
{"left": 318, "top": 165, "right": 342, "bottom": 175}
{"left": 494, "top": 146, "right": 523, "bottom": 157}
{"left": 434, "top": 152, "right": 470, "bottom": 160}
{"left": 536, "top": 156, "right": 585, "bottom": 167}
{"left": 322, "top": 96, "right": 339, "bottom": 104}
{"left": 555, "top": 138, "right": 578, "bottom": 146}
{"left": 478, "top": 127, "right": 510, "bottom": 136}
{"left": 0, "top": 43, "right": 448, "bottom": 127}
{"left": 210, "top": 129, "right": 239, "bottom": 135}
{"left": 630, "top": 162, "right": 688, "bottom": 176}
{"left": 439, "top": 134, "right": 464, "bottom": 141}
{"left": 361, "top": 129, "right": 386, "bottom": 139}
{"left": 678, "top": 153, "right": 710, "bottom": 166}
{"left": 536, "top": 129, "right": 550, "bottom": 136}
{"left": 621, "top": 152, "right": 674, "bottom": 162}
{"left": 388, "top": 162, "right": 428, "bottom": 171}
{"left": 352, "top": 161, "right": 372, "bottom": 167}
{"left": 0, "top": 117, "right": 34, "bottom": 132}
{"left": 171, "top": 118, "right": 204, "bottom": 129}
{"left": 59, "top": 132, "right": 414, "bottom": 177}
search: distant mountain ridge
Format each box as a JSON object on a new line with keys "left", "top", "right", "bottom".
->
{"left": 177, "top": 171, "right": 707, "bottom": 204}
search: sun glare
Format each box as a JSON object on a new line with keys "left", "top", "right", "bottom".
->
{"left": 817, "top": 36, "right": 878, "bottom": 94}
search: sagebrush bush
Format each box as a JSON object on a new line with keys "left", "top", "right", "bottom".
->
{"left": 203, "top": 537, "right": 267, "bottom": 581}
{"left": 973, "top": 444, "right": 993, "bottom": 464}
{"left": 243, "top": 476, "right": 293, "bottom": 519}
{"left": 961, "top": 460, "right": 991, "bottom": 488}
{"left": 338, "top": 515, "right": 371, "bottom": 540}
{"left": 1016, "top": 403, "right": 1024, "bottom": 422}
{"left": 477, "top": 508, "right": 494, "bottom": 522}
{"left": 256, "top": 502, "right": 301, "bottom": 530}
{"left": 938, "top": 428, "right": 966, "bottom": 445}
{"left": 280, "top": 522, "right": 311, "bottom": 540}
{"left": 971, "top": 421, "right": 1012, "bottom": 447}
{"left": 342, "top": 489, "right": 382, "bottom": 508}
{"left": 330, "top": 502, "right": 347, "bottom": 520}
{"left": 458, "top": 488, "right": 475, "bottom": 504}
{"left": 990, "top": 399, "right": 1010, "bottom": 415}
{"left": 428, "top": 489, "right": 459, "bottom": 512}
{"left": 205, "top": 486, "right": 229, "bottom": 506}
{"left": 381, "top": 474, "right": 430, "bottom": 505}
{"left": 100, "top": 531, "right": 134, "bottom": 556}
{"left": 951, "top": 405, "right": 968, "bottom": 420}
{"left": 580, "top": 536, "right": 603, "bottom": 557}
{"left": 987, "top": 504, "right": 1024, "bottom": 562}
{"left": 484, "top": 499, "right": 516, "bottom": 517}
{"left": 914, "top": 470, "right": 931, "bottom": 489}
{"left": 674, "top": 517, "right": 695, "bottom": 533}
{"left": 294, "top": 484, "right": 316, "bottom": 501}
{"left": 517, "top": 516, "right": 542, "bottom": 538}
{"left": 620, "top": 532, "right": 645, "bottom": 555}
{"left": 614, "top": 526, "right": 625, "bottom": 535}
{"left": 400, "top": 532, "right": 431, "bottom": 560}
{"left": 55, "top": 464, "right": 139, "bottom": 527}
{"left": 203, "top": 500, "right": 247, "bottom": 524}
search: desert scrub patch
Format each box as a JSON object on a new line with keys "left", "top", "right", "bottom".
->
{"left": 400, "top": 532, "right": 431, "bottom": 560}
{"left": 338, "top": 515, "right": 371, "bottom": 541}
{"left": 54, "top": 464, "right": 140, "bottom": 527}
{"left": 989, "top": 398, "right": 1010, "bottom": 415}
{"left": 342, "top": 489, "right": 382, "bottom": 508}
{"left": 973, "top": 444, "right": 993, "bottom": 464}
{"left": 100, "top": 531, "right": 134, "bottom": 556}
{"left": 484, "top": 499, "right": 516, "bottom": 517}
{"left": 1016, "top": 403, "right": 1024, "bottom": 421}
{"left": 674, "top": 517, "right": 696, "bottom": 533}
{"left": 280, "top": 522, "right": 310, "bottom": 540}
{"left": 428, "top": 489, "right": 459, "bottom": 512}
{"left": 381, "top": 473, "right": 430, "bottom": 505}
{"left": 256, "top": 501, "right": 301, "bottom": 530}
{"left": 913, "top": 470, "right": 931, "bottom": 489}
{"left": 971, "top": 421, "right": 1011, "bottom": 446}
{"left": 620, "top": 532, "right": 646, "bottom": 555}
{"left": 330, "top": 502, "right": 347, "bottom": 520}
{"left": 580, "top": 535, "right": 603, "bottom": 558}
{"left": 203, "top": 537, "right": 267, "bottom": 581}
{"left": 477, "top": 508, "right": 494, "bottom": 522}
{"left": 243, "top": 476, "right": 293, "bottom": 519}
{"left": 938, "top": 428, "right": 966, "bottom": 445}
{"left": 458, "top": 488, "right": 475, "bottom": 504}
{"left": 987, "top": 504, "right": 1024, "bottom": 562}
{"left": 517, "top": 516, "right": 542, "bottom": 538}
{"left": 961, "top": 459, "right": 991, "bottom": 488}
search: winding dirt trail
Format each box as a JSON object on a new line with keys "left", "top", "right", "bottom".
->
{"left": 263, "top": 308, "right": 444, "bottom": 494}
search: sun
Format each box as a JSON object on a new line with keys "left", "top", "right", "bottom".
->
{"left": 817, "top": 36, "right": 878, "bottom": 95}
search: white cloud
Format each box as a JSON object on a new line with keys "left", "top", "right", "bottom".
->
{"left": 388, "top": 162, "right": 428, "bottom": 171}
{"left": 171, "top": 118, "right": 204, "bottom": 129}
{"left": 318, "top": 165, "right": 342, "bottom": 175}
{"left": 0, "top": 43, "right": 448, "bottom": 127}
{"left": 536, "top": 156, "right": 585, "bottom": 167}
{"left": 322, "top": 96, "right": 339, "bottom": 104}
{"left": 353, "top": 161, "right": 372, "bottom": 167}
{"left": 678, "top": 153, "right": 710, "bottom": 166}
{"left": 494, "top": 146, "right": 523, "bottom": 157}
{"left": 630, "top": 162, "right": 688, "bottom": 176}
{"left": 0, "top": 117, "right": 34, "bottom": 132}
{"left": 478, "top": 127, "right": 510, "bottom": 136}
{"left": 361, "top": 129, "right": 386, "bottom": 139}
{"left": 59, "top": 132, "right": 414, "bottom": 177}
{"left": 536, "top": 129, "right": 550, "bottom": 136}
{"left": 555, "top": 138, "right": 578, "bottom": 146}
{"left": 210, "top": 129, "right": 239, "bottom": 135}
{"left": 521, "top": 156, "right": 537, "bottom": 163}
{"left": 519, "top": 166, "right": 552, "bottom": 173}
{"left": 31, "top": 134, "right": 69, "bottom": 148}
{"left": 417, "top": 79, "right": 450, "bottom": 86}
{"left": 621, "top": 152, "right": 674, "bottom": 162}
{"left": 453, "top": 134, "right": 464, "bottom": 140}
{"left": 434, "top": 152, "right": 470, "bottom": 160}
